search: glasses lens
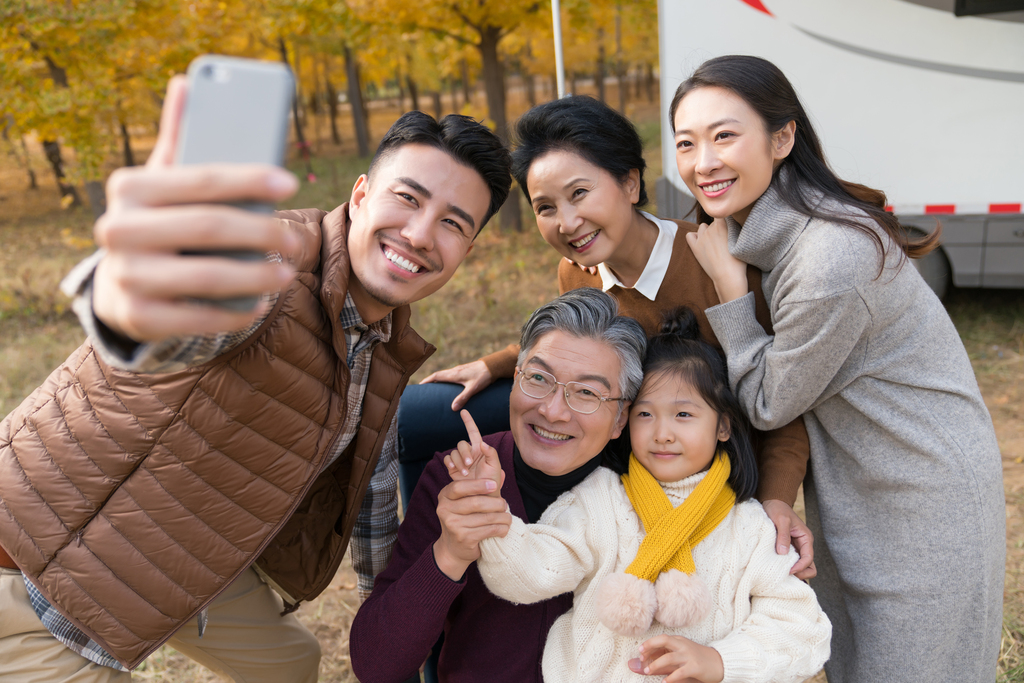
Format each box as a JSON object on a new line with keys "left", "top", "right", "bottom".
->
{"left": 520, "top": 369, "right": 554, "bottom": 399}
{"left": 565, "top": 382, "right": 602, "bottom": 414}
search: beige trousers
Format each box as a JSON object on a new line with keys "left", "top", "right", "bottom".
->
{"left": 0, "top": 567, "right": 320, "bottom": 683}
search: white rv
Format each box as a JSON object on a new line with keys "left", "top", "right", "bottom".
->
{"left": 655, "top": 0, "right": 1024, "bottom": 296}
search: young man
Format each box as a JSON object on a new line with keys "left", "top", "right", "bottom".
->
{"left": 0, "top": 76, "right": 511, "bottom": 682}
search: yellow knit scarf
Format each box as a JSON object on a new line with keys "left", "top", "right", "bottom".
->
{"left": 621, "top": 452, "right": 736, "bottom": 583}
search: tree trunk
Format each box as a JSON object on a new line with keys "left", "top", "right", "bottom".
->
{"left": 345, "top": 45, "right": 371, "bottom": 157}
{"left": 21, "top": 136, "right": 38, "bottom": 189}
{"left": 646, "top": 62, "right": 655, "bottom": 102}
{"left": 395, "top": 66, "right": 405, "bottom": 111}
{"left": 40, "top": 55, "right": 81, "bottom": 206}
{"left": 615, "top": 5, "right": 626, "bottom": 113}
{"left": 406, "top": 75, "right": 420, "bottom": 111}
{"left": 42, "top": 140, "right": 81, "bottom": 207}
{"left": 84, "top": 180, "right": 106, "bottom": 218}
{"left": 596, "top": 27, "right": 607, "bottom": 103}
{"left": 525, "top": 72, "right": 536, "bottom": 107}
{"left": 460, "top": 59, "right": 472, "bottom": 110}
{"left": 478, "top": 26, "right": 520, "bottom": 232}
{"left": 431, "top": 91, "right": 443, "bottom": 120}
{"left": 325, "top": 67, "right": 342, "bottom": 145}
{"left": 3, "top": 118, "right": 38, "bottom": 189}
{"left": 119, "top": 120, "right": 136, "bottom": 166}
{"left": 447, "top": 77, "right": 459, "bottom": 112}
{"left": 279, "top": 37, "right": 309, "bottom": 157}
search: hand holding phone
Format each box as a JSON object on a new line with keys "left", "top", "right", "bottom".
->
{"left": 91, "top": 64, "right": 300, "bottom": 343}
{"left": 176, "top": 55, "right": 295, "bottom": 311}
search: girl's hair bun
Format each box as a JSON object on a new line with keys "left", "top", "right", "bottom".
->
{"left": 659, "top": 306, "right": 701, "bottom": 340}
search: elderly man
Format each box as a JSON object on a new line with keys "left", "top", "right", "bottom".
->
{"left": 350, "top": 288, "right": 648, "bottom": 683}
{"left": 0, "top": 74, "right": 511, "bottom": 682}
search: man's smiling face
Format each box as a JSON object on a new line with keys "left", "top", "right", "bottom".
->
{"left": 346, "top": 143, "right": 490, "bottom": 323}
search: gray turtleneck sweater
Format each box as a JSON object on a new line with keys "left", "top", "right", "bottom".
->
{"left": 704, "top": 182, "right": 1005, "bottom": 683}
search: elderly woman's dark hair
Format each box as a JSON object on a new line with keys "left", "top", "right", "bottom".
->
{"left": 511, "top": 95, "right": 648, "bottom": 207}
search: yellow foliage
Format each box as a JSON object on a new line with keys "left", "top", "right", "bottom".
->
{"left": 1, "top": 0, "right": 659, "bottom": 187}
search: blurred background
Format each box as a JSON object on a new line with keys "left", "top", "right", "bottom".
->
{"left": 0, "top": 1, "right": 1020, "bottom": 681}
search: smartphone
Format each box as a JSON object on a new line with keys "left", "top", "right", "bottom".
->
{"left": 176, "top": 55, "right": 294, "bottom": 310}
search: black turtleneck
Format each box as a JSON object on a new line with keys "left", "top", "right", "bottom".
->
{"left": 513, "top": 445, "right": 603, "bottom": 523}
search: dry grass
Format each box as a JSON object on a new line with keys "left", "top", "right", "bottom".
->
{"left": 1, "top": 91, "right": 1021, "bottom": 682}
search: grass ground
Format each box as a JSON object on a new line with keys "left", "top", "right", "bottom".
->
{"left": 1, "top": 90, "right": 1021, "bottom": 681}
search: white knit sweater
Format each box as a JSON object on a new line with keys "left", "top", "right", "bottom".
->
{"left": 478, "top": 467, "right": 831, "bottom": 683}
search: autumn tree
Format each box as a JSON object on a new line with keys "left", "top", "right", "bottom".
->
{"left": 354, "top": 0, "right": 550, "bottom": 231}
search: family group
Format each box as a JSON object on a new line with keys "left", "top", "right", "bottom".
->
{"left": 0, "top": 55, "right": 1004, "bottom": 683}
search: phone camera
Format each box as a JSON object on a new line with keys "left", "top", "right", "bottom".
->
{"left": 198, "top": 64, "right": 231, "bottom": 83}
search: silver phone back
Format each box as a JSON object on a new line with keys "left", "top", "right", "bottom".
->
{"left": 176, "top": 55, "right": 294, "bottom": 166}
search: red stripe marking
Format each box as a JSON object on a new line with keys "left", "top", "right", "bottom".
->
{"left": 989, "top": 203, "right": 1022, "bottom": 213}
{"left": 925, "top": 204, "right": 956, "bottom": 214}
{"left": 738, "top": 0, "right": 773, "bottom": 16}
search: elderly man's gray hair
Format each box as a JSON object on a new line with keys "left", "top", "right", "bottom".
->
{"left": 517, "top": 288, "right": 647, "bottom": 401}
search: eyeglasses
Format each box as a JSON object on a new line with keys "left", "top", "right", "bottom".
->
{"left": 516, "top": 366, "right": 625, "bottom": 415}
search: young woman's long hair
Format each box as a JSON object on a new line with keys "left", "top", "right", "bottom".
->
{"left": 605, "top": 307, "right": 758, "bottom": 502}
{"left": 669, "top": 55, "right": 940, "bottom": 267}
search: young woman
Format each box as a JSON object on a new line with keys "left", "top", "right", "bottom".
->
{"left": 399, "top": 96, "right": 816, "bottom": 576}
{"left": 674, "top": 55, "right": 1004, "bottom": 682}
{"left": 459, "top": 308, "right": 831, "bottom": 683}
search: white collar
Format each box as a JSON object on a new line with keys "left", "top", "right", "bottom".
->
{"left": 597, "top": 211, "right": 678, "bottom": 301}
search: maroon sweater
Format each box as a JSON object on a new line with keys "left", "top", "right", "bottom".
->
{"left": 350, "top": 432, "right": 573, "bottom": 683}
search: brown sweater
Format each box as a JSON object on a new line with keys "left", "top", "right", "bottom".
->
{"left": 480, "top": 219, "right": 809, "bottom": 505}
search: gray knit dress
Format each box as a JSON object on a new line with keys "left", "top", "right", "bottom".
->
{"left": 704, "top": 182, "right": 1005, "bottom": 683}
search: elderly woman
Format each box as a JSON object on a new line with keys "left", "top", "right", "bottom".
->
{"left": 349, "top": 288, "right": 646, "bottom": 683}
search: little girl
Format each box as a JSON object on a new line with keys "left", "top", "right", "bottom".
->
{"left": 451, "top": 308, "right": 830, "bottom": 683}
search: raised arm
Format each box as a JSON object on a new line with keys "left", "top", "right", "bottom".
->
{"left": 706, "top": 286, "right": 870, "bottom": 430}
{"left": 90, "top": 76, "right": 301, "bottom": 345}
{"left": 477, "top": 485, "right": 598, "bottom": 605}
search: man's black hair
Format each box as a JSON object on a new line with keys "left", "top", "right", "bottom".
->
{"left": 368, "top": 111, "right": 512, "bottom": 232}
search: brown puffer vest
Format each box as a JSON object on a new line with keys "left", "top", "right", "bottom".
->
{"left": 0, "top": 204, "right": 433, "bottom": 669}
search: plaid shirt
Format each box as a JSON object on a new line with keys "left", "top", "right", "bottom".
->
{"left": 37, "top": 257, "right": 403, "bottom": 669}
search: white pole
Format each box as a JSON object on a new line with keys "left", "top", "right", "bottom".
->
{"left": 551, "top": 0, "right": 567, "bottom": 97}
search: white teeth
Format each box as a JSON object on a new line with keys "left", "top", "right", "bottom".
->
{"left": 533, "top": 425, "right": 572, "bottom": 441}
{"left": 570, "top": 231, "right": 599, "bottom": 248}
{"left": 384, "top": 247, "right": 422, "bottom": 273}
{"left": 703, "top": 180, "right": 734, "bottom": 193}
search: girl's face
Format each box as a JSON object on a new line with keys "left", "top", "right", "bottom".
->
{"left": 673, "top": 86, "right": 794, "bottom": 225}
{"left": 526, "top": 150, "right": 641, "bottom": 267}
{"left": 629, "top": 371, "right": 730, "bottom": 483}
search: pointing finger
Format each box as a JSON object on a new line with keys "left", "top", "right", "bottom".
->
{"left": 460, "top": 409, "right": 483, "bottom": 449}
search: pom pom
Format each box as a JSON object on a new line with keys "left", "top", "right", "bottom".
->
{"left": 595, "top": 572, "right": 657, "bottom": 636}
{"left": 654, "top": 569, "right": 713, "bottom": 628}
